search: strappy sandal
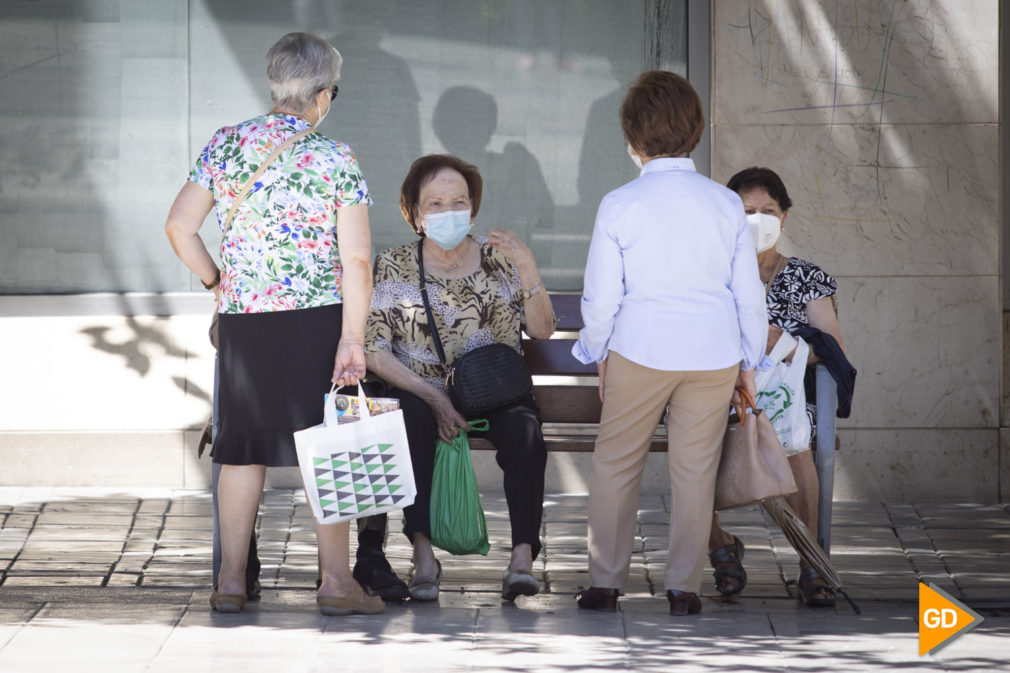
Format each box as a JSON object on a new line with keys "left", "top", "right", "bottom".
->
{"left": 408, "top": 559, "right": 442, "bottom": 601}
{"left": 709, "top": 535, "right": 747, "bottom": 596}
{"left": 798, "top": 567, "right": 837, "bottom": 607}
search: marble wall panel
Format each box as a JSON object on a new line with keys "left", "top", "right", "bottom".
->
{"left": 1003, "top": 313, "right": 1010, "bottom": 428}
{"left": 838, "top": 276, "right": 998, "bottom": 429}
{"left": 835, "top": 429, "right": 998, "bottom": 501}
{"left": 0, "top": 313, "right": 214, "bottom": 432}
{"left": 1001, "top": 429, "right": 1010, "bottom": 502}
{"left": 713, "top": 1, "right": 998, "bottom": 126}
{"left": 712, "top": 123, "right": 998, "bottom": 277}
{"left": 0, "top": 432, "right": 186, "bottom": 487}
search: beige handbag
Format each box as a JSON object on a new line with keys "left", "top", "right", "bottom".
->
{"left": 714, "top": 388, "right": 798, "bottom": 510}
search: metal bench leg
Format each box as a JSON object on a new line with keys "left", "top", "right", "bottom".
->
{"left": 814, "top": 364, "right": 837, "bottom": 556}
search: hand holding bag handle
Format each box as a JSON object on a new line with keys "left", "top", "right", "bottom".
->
{"left": 295, "top": 382, "right": 416, "bottom": 525}
{"left": 714, "top": 387, "right": 798, "bottom": 511}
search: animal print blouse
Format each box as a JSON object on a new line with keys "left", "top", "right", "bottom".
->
{"left": 366, "top": 237, "right": 525, "bottom": 392}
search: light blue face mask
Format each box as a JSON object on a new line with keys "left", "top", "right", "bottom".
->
{"left": 423, "top": 209, "right": 472, "bottom": 250}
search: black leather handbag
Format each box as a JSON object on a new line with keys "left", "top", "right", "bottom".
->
{"left": 417, "top": 239, "right": 533, "bottom": 418}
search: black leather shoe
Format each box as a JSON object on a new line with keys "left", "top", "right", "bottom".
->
{"left": 576, "top": 587, "right": 619, "bottom": 612}
{"left": 246, "top": 579, "right": 261, "bottom": 602}
{"left": 353, "top": 552, "right": 409, "bottom": 603}
{"left": 667, "top": 590, "right": 702, "bottom": 615}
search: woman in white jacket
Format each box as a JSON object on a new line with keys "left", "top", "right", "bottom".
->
{"left": 573, "top": 70, "right": 767, "bottom": 616}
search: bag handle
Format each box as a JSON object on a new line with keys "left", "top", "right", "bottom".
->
{"left": 323, "top": 383, "right": 371, "bottom": 427}
{"left": 222, "top": 126, "right": 318, "bottom": 237}
{"left": 731, "top": 387, "right": 758, "bottom": 426}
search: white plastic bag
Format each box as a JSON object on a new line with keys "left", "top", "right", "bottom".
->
{"left": 294, "top": 385, "right": 416, "bottom": 525}
{"left": 754, "top": 332, "right": 811, "bottom": 455}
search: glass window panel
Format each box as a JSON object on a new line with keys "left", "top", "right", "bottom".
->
{"left": 1, "top": 0, "right": 687, "bottom": 293}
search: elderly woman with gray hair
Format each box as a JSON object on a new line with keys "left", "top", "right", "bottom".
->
{"left": 166, "top": 32, "right": 381, "bottom": 616}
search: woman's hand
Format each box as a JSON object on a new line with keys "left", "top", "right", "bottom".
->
{"left": 732, "top": 368, "right": 756, "bottom": 407}
{"left": 426, "top": 389, "right": 471, "bottom": 442}
{"left": 488, "top": 227, "right": 555, "bottom": 339}
{"left": 487, "top": 228, "right": 536, "bottom": 270}
{"left": 332, "top": 340, "right": 366, "bottom": 386}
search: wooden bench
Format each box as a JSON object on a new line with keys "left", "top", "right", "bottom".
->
{"left": 469, "top": 292, "right": 841, "bottom": 553}
{"left": 469, "top": 293, "right": 668, "bottom": 452}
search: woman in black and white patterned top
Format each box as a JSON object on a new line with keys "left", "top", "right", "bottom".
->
{"left": 707, "top": 167, "right": 847, "bottom": 607}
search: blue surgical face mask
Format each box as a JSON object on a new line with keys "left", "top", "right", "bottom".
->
{"left": 423, "top": 209, "right": 472, "bottom": 250}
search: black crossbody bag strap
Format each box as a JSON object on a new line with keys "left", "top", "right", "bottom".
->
{"left": 417, "top": 239, "right": 449, "bottom": 368}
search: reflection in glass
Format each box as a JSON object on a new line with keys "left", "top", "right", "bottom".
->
{"left": 0, "top": 0, "right": 686, "bottom": 293}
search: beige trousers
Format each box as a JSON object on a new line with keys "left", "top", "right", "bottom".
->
{"left": 587, "top": 351, "right": 738, "bottom": 593}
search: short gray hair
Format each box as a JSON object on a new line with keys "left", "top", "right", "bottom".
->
{"left": 266, "top": 33, "right": 342, "bottom": 114}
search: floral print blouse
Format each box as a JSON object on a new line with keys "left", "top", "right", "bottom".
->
{"left": 189, "top": 113, "right": 371, "bottom": 314}
{"left": 366, "top": 238, "right": 525, "bottom": 392}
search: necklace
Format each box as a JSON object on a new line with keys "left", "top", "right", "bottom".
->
{"left": 433, "top": 238, "right": 470, "bottom": 271}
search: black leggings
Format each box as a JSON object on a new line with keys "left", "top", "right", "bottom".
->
{"left": 392, "top": 389, "right": 547, "bottom": 560}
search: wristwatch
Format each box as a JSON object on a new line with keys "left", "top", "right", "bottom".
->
{"left": 522, "top": 282, "right": 543, "bottom": 300}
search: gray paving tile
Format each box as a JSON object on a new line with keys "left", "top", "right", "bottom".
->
{"left": 0, "top": 490, "right": 1009, "bottom": 672}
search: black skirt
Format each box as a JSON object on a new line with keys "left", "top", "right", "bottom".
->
{"left": 213, "top": 303, "right": 342, "bottom": 466}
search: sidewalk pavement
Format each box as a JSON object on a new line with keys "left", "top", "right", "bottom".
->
{"left": 0, "top": 487, "right": 1008, "bottom": 673}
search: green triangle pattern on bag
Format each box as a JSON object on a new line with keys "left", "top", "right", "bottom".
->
{"left": 313, "top": 440, "right": 412, "bottom": 520}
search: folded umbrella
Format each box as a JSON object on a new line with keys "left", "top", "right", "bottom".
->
{"left": 762, "top": 496, "right": 860, "bottom": 614}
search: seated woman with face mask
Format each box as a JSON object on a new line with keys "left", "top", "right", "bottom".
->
{"left": 706, "top": 166, "right": 847, "bottom": 608}
{"left": 363, "top": 154, "right": 556, "bottom": 603}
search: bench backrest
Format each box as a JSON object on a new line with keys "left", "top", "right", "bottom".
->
{"left": 522, "top": 294, "right": 601, "bottom": 425}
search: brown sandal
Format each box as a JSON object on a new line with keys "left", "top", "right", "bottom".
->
{"left": 798, "top": 567, "right": 836, "bottom": 607}
{"left": 709, "top": 535, "right": 747, "bottom": 596}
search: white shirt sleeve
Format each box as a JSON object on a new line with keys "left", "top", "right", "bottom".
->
{"left": 728, "top": 212, "right": 769, "bottom": 371}
{"left": 572, "top": 200, "right": 625, "bottom": 364}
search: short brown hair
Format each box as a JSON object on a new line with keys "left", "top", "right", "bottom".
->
{"left": 620, "top": 70, "right": 704, "bottom": 159}
{"left": 399, "top": 155, "right": 483, "bottom": 235}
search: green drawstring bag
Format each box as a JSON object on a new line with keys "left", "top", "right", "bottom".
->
{"left": 429, "top": 419, "right": 490, "bottom": 555}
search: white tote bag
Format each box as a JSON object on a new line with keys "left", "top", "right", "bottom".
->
{"left": 294, "top": 385, "right": 416, "bottom": 525}
{"left": 754, "top": 332, "right": 811, "bottom": 455}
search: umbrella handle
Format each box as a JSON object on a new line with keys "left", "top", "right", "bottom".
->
{"left": 732, "top": 387, "right": 758, "bottom": 425}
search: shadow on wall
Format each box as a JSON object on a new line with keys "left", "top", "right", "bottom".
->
{"left": 319, "top": 5, "right": 422, "bottom": 252}
{"left": 0, "top": 6, "right": 213, "bottom": 417}
{"left": 714, "top": 2, "right": 999, "bottom": 500}
{"left": 432, "top": 86, "right": 555, "bottom": 266}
